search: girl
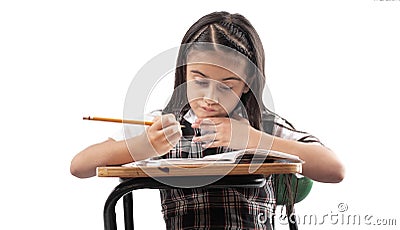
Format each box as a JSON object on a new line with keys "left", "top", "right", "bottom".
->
{"left": 71, "top": 11, "right": 344, "bottom": 229}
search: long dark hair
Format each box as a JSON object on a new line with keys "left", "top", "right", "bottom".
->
{"left": 163, "top": 11, "right": 267, "bottom": 130}
{"left": 163, "top": 12, "right": 298, "bottom": 218}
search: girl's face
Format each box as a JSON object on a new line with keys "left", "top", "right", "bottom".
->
{"left": 186, "top": 62, "right": 249, "bottom": 118}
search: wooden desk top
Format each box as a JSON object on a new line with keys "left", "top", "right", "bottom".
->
{"left": 97, "top": 163, "right": 302, "bottom": 178}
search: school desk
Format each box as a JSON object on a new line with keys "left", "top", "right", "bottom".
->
{"left": 97, "top": 162, "right": 302, "bottom": 230}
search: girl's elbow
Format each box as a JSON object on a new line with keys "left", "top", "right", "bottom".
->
{"left": 322, "top": 149, "right": 345, "bottom": 183}
{"left": 70, "top": 156, "right": 93, "bottom": 179}
{"left": 307, "top": 161, "right": 345, "bottom": 183}
{"left": 327, "top": 162, "right": 345, "bottom": 183}
{"left": 70, "top": 160, "right": 84, "bottom": 178}
{"left": 70, "top": 164, "right": 81, "bottom": 178}
{"left": 336, "top": 163, "right": 346, "bottom": 182}
{"left": 70, "top": 165, "right": 94, "bottom": 178}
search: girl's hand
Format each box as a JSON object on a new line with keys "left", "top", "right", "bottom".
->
{"left": 191, "top": 116, "right": 261, "bottom": 150}
{"left": 127, "top": 114, "right": 182, "bottom": 159}
{"left": 146, "top": 114, "right": 182, "bottom": 155}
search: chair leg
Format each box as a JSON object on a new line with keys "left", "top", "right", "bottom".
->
{"left": 123, "top": 192, "right": 134, "bottom": 230}
{"left": 288, "top": 214, "right": 298, "bottom": 230}
{"left": 104, "top": 177, "right": 169, "bottom": 230}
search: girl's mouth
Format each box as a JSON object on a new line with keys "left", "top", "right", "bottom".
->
{"left": 201, "top": 106, "right": 216, "bottom": 112}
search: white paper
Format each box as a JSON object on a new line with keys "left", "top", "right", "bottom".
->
{"left": 123, "top": 148, "right": 304, "bottom": 167}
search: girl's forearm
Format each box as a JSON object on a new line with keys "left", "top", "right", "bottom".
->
{"left": 70, "top": 139, "right": 133, "bottom": 178}
{"left": 70, "top": 131, "right": 167, "bottom": 178}
{"left": 273, "top": 137, "right": 344, "bottom": 183}
{"left": 250, "top": 130, "right": 345, "bottom": 183}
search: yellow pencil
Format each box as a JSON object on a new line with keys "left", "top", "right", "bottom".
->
{"left": 83, "top": 116, "right": 154, "bottom": 126}
{"left": 83, "top": 116, "right": 185, "bottom": 128}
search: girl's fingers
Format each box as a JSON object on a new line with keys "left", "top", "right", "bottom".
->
{"left": 152, "top": 114, "right": 178, "bottom": 130}
{"left": 201, "top": 140, "right": 225, "bottom": 149}
{"left": 192, "top": 119, "right": 219, "bottom": 132}
{"left": 166, "top": 129, "right": 182, "bottom": 146}
{"left": 192, "top": 118, "right": 222, "bottom": 126}
{"left": 150, "top": 116, "right": 162, "bottom": 130}
{"left": 147, "top": 113, "right": 181, "bottom": 149}
{"left": 193, "top": 133, "right": 217, "bottom": 144}
{"left": 152, "top": 116, "right": 161, "bottom": 122}
{"left": 191, "top": 117, "right": 251, "bottom": 149}
{"left": 162, "top": 122, "right": 182, "bottom": 138}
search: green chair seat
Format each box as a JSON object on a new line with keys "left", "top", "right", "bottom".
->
{"left": 276, "top": 174, "right": 313, "bottom": 205}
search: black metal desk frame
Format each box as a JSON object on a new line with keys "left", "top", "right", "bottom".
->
{"left": 103, "top": 174, "right": 270, "bottom": 230}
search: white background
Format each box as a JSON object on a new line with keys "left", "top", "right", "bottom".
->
{"left": 1, "top": 0, "right": 399, "bottom": 229}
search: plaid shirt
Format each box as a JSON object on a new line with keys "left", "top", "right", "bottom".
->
{"left": 159, "top": 109, "right": 322, "bottom": 230}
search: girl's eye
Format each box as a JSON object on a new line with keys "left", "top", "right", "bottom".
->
{"left": 194, "top": 79, "right": 209, "bottom": 87}
{"left": 218, "top": 83, "right": 233, "bottom": 91}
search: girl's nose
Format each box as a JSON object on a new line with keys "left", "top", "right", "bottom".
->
{"left": 204, "top": 97, "right": 218, "bottom": 105}
{"left": 203, "top": 85, "right": 219, "bottom": 104}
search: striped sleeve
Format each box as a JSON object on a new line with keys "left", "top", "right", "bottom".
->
{"left": 273, "top": 115, "right": 323, "bottom": 145}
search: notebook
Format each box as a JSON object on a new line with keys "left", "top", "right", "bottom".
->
{"left": 124, "top": 149, "right": 304, "bottom": 167}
